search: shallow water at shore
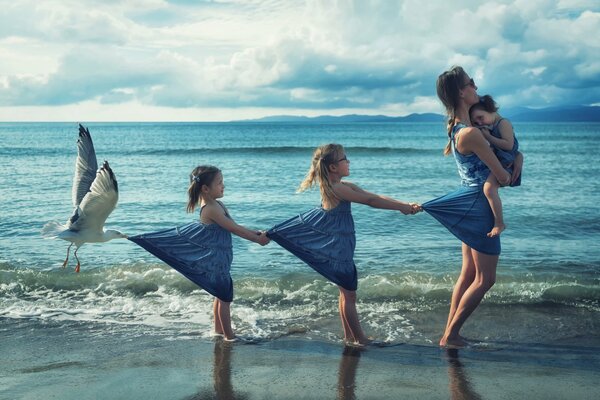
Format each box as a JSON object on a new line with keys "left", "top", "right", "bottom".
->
{"left": 2, "top": 318, "right": 598, "bottom": 400}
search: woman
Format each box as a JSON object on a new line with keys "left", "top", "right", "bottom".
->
{"left": 424, "top": 66, "right": 522, "bottom": 347}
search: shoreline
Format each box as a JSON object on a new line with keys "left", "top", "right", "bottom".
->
{"left": 2, "top": 318, "right": 599, "bottom": 399}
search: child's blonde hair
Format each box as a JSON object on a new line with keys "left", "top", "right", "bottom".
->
{"left": 298, "top": 143, "right": 344, "bottom": 206}
{"left": 187, "top": 165, "right": 221, "bottom": 213}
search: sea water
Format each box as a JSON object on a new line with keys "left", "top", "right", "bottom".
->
{"left": 1, "top": 122, "right": 599, "bottom": 345}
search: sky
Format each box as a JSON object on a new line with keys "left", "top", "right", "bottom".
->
{"left": 0, "top": 0, "right": 598, "bottom": 121}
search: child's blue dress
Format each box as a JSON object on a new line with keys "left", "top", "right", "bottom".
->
{"left": 490, "top": 118, "right": 521, "bottom": 187}
{"left": 129, "top": 214, "right": 234, "bottom": 302}
{"left": 422, "top": 123, "right": 501, "bottom": 255}
{"left": 267, "top": 200, "right": 358, "bottom": 291}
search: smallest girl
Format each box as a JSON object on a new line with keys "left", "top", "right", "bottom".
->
{"left": 469, "top": 95, "right": 521, "bottom": 237}
{"left": 130, "top": 165, "right": 269, "bottom": 341}
{"left": 268, "top": 144, "right": 420, "bottom": 346}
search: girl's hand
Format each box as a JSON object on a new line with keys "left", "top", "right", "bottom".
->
{"left": 509, "top": 152, "right": 524, "bottom": 185}
{"left": 479, "top": 127, "right": 493, "bottom": 142}
{"left": 411, "top": 203, "right": 423, "bottom": 214}
{"left": 401, "top": 203, "right": 422, "bottom": 215}
{"left": 256, "top": 231, "right": 270, "bottom": 246}
{"left": 399, "top": 203, "right": 415, "bottom": 215}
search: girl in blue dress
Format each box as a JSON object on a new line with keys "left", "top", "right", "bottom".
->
{"left": 426, "top": 66, "right": 522, "bottom": 348}
{"left": 268, "top": 144, "right": 420, "bottom": 346}
{"left": 129, "top": 165, "right": 270, "bottom": 341}
{"left": 469, "top": 94, "right": 521, "bottom": 237}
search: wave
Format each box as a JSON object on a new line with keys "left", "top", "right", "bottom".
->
{"left": 113, "top": 146, "right": 438, "bottom": 157}
{"left": 2, "top": 262, "right": 598, "bottom": 344}
{"left": 2, "top": 262, "right": 598, "bottom": 309}
{"left": 1, "top": 145, "right": 439, "bottom": 159}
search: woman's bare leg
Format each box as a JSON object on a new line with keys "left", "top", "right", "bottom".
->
{"left": 444, "top": 243, "right": 476, "bottom": 335}
{"left": 440, "top": 249, "right": 498, "bottom": 347}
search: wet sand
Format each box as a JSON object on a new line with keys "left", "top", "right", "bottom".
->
{"left": 1, "top": 318, "right": 599, "bottom": 399}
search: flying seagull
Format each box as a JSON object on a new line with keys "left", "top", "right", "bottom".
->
{"left": 42, "top": 124, "right": 127, "bottom": 272}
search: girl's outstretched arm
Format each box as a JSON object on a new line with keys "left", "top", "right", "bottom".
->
{"left": 333, "top": 182, "right": 419, "bottom": 214}
{"left": 203, "top": 203, "right": 270, "bottom": 245}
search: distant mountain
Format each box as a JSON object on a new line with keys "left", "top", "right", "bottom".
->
{"left": 238, "top": 113, "right": 444, "bottom": 123}
{"left": 503, "top": 106, "right": 600, "bottom": 122}
{"left": 236, "top": 106, "right": 600, "bottom": 123}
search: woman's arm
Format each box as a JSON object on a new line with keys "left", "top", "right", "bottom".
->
{"left": 204, "top": 204, "right": 270, "bottom": 245}
{"left": 333, "top": 182, "right": 417, "bottom": 214}
{"left": 458, "top": 127, "right": 511, "bottom": 185}
{"left": 480, "top": 119, "right": 514, "bottom": 151}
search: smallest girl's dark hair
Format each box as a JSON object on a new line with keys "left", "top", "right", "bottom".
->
{"left": 470, "top": 94, "right": 499, "bottom": 114}
{"left": 187, "top": 165, "right": 221, "bottom": 213}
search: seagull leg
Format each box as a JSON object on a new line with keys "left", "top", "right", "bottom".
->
{"left": 62, "top": 244, "right": 73, "bottom": 268}
{"left": 74, "top": 247, "right": 81, "bottom": 273}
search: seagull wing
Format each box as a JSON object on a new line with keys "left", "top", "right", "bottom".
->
{"left": 68, "top": 161, "right": 119, "bottom": 232}
{"left": 72, "top": 124, "right": 98, "bottom": 207}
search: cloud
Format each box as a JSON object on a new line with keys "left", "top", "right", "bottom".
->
{"left": 0, "top": 0, "right": 599, "bottom": 119}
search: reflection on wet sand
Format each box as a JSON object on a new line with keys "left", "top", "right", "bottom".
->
{"left": 337, "top": 346, "right": 362, "bottom": 400}
{"left": 446, "top": 349, "right": 482, "bottom": 400}
{"left": 186, "top": 340, "right": 248, "bottom": 400}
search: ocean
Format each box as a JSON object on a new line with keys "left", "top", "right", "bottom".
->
{"left": 1, "top": 121, "right": 599, "bottom": 347}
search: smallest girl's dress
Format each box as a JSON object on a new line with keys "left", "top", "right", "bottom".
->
{"left": 129, "top": 211, "right": 233, "bottom": 302}
{"left": 489, "top": 118, "right": 521, "bottom": 187}
{"left": 267, "top": 200, "right": 358, "bottom": 291}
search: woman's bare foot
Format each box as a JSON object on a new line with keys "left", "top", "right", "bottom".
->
{"left": 487, "top": 223, "right": 505, "bottom": 237}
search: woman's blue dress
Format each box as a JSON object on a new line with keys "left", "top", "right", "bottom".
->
{"left": 422, "top": 123, "right": 501, "bottom": 255}
{"left": 267, "top": 200, "right": 358, "bottom": 291}
{"left": 129, "top": 219, "right": 234, "bottom": 302}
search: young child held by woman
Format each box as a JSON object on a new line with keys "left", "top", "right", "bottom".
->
{"left": 469, "top": 95, "right": 521, "bottom": 237}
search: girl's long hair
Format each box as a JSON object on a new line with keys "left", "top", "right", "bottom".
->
{"left": 436, "top": 66, "right": 468, "bottom": 155}
{"left": 186, "top": 165, "right": 221, "bottom": 213}
{"left": 298, "top": 144, "right": 344, "bottom": 207}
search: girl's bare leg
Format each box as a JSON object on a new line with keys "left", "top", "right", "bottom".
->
{"left": 440, "top": 249, "right": 498, "bottom": 347}
{"left": 216, "top": 300, "right": 235, "bottom": 340}
{"left": 339, "top": 292, "right": 353, "bottom": 342}
{"left": 338, "top": 287, "right": 369, "bottom": 345}
{"left": 213, "top": 298, "right": 224, "bottom": 335}
{"left": 483, "top": 175, "right": 505, "bottom": 237}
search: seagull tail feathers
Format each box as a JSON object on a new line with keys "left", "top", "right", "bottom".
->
{"left": 41, "top": 221, "right": 67, "bottom": 238}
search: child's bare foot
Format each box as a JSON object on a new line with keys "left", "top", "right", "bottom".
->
{"left": 440, "top": 334, "right": 468, "bottom": 348}
{"left": 487, "top": 223, "right": 505, "bottom": 237}
{"left": 344, "top": 336, "right": 373, "bottom": 347}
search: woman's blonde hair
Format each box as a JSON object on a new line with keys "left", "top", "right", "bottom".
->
{"left": 436, "top": 66, "right": 468, "bottom": 156}
{"left": 298, "top": 143, "right": 344, "bottom": 206}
